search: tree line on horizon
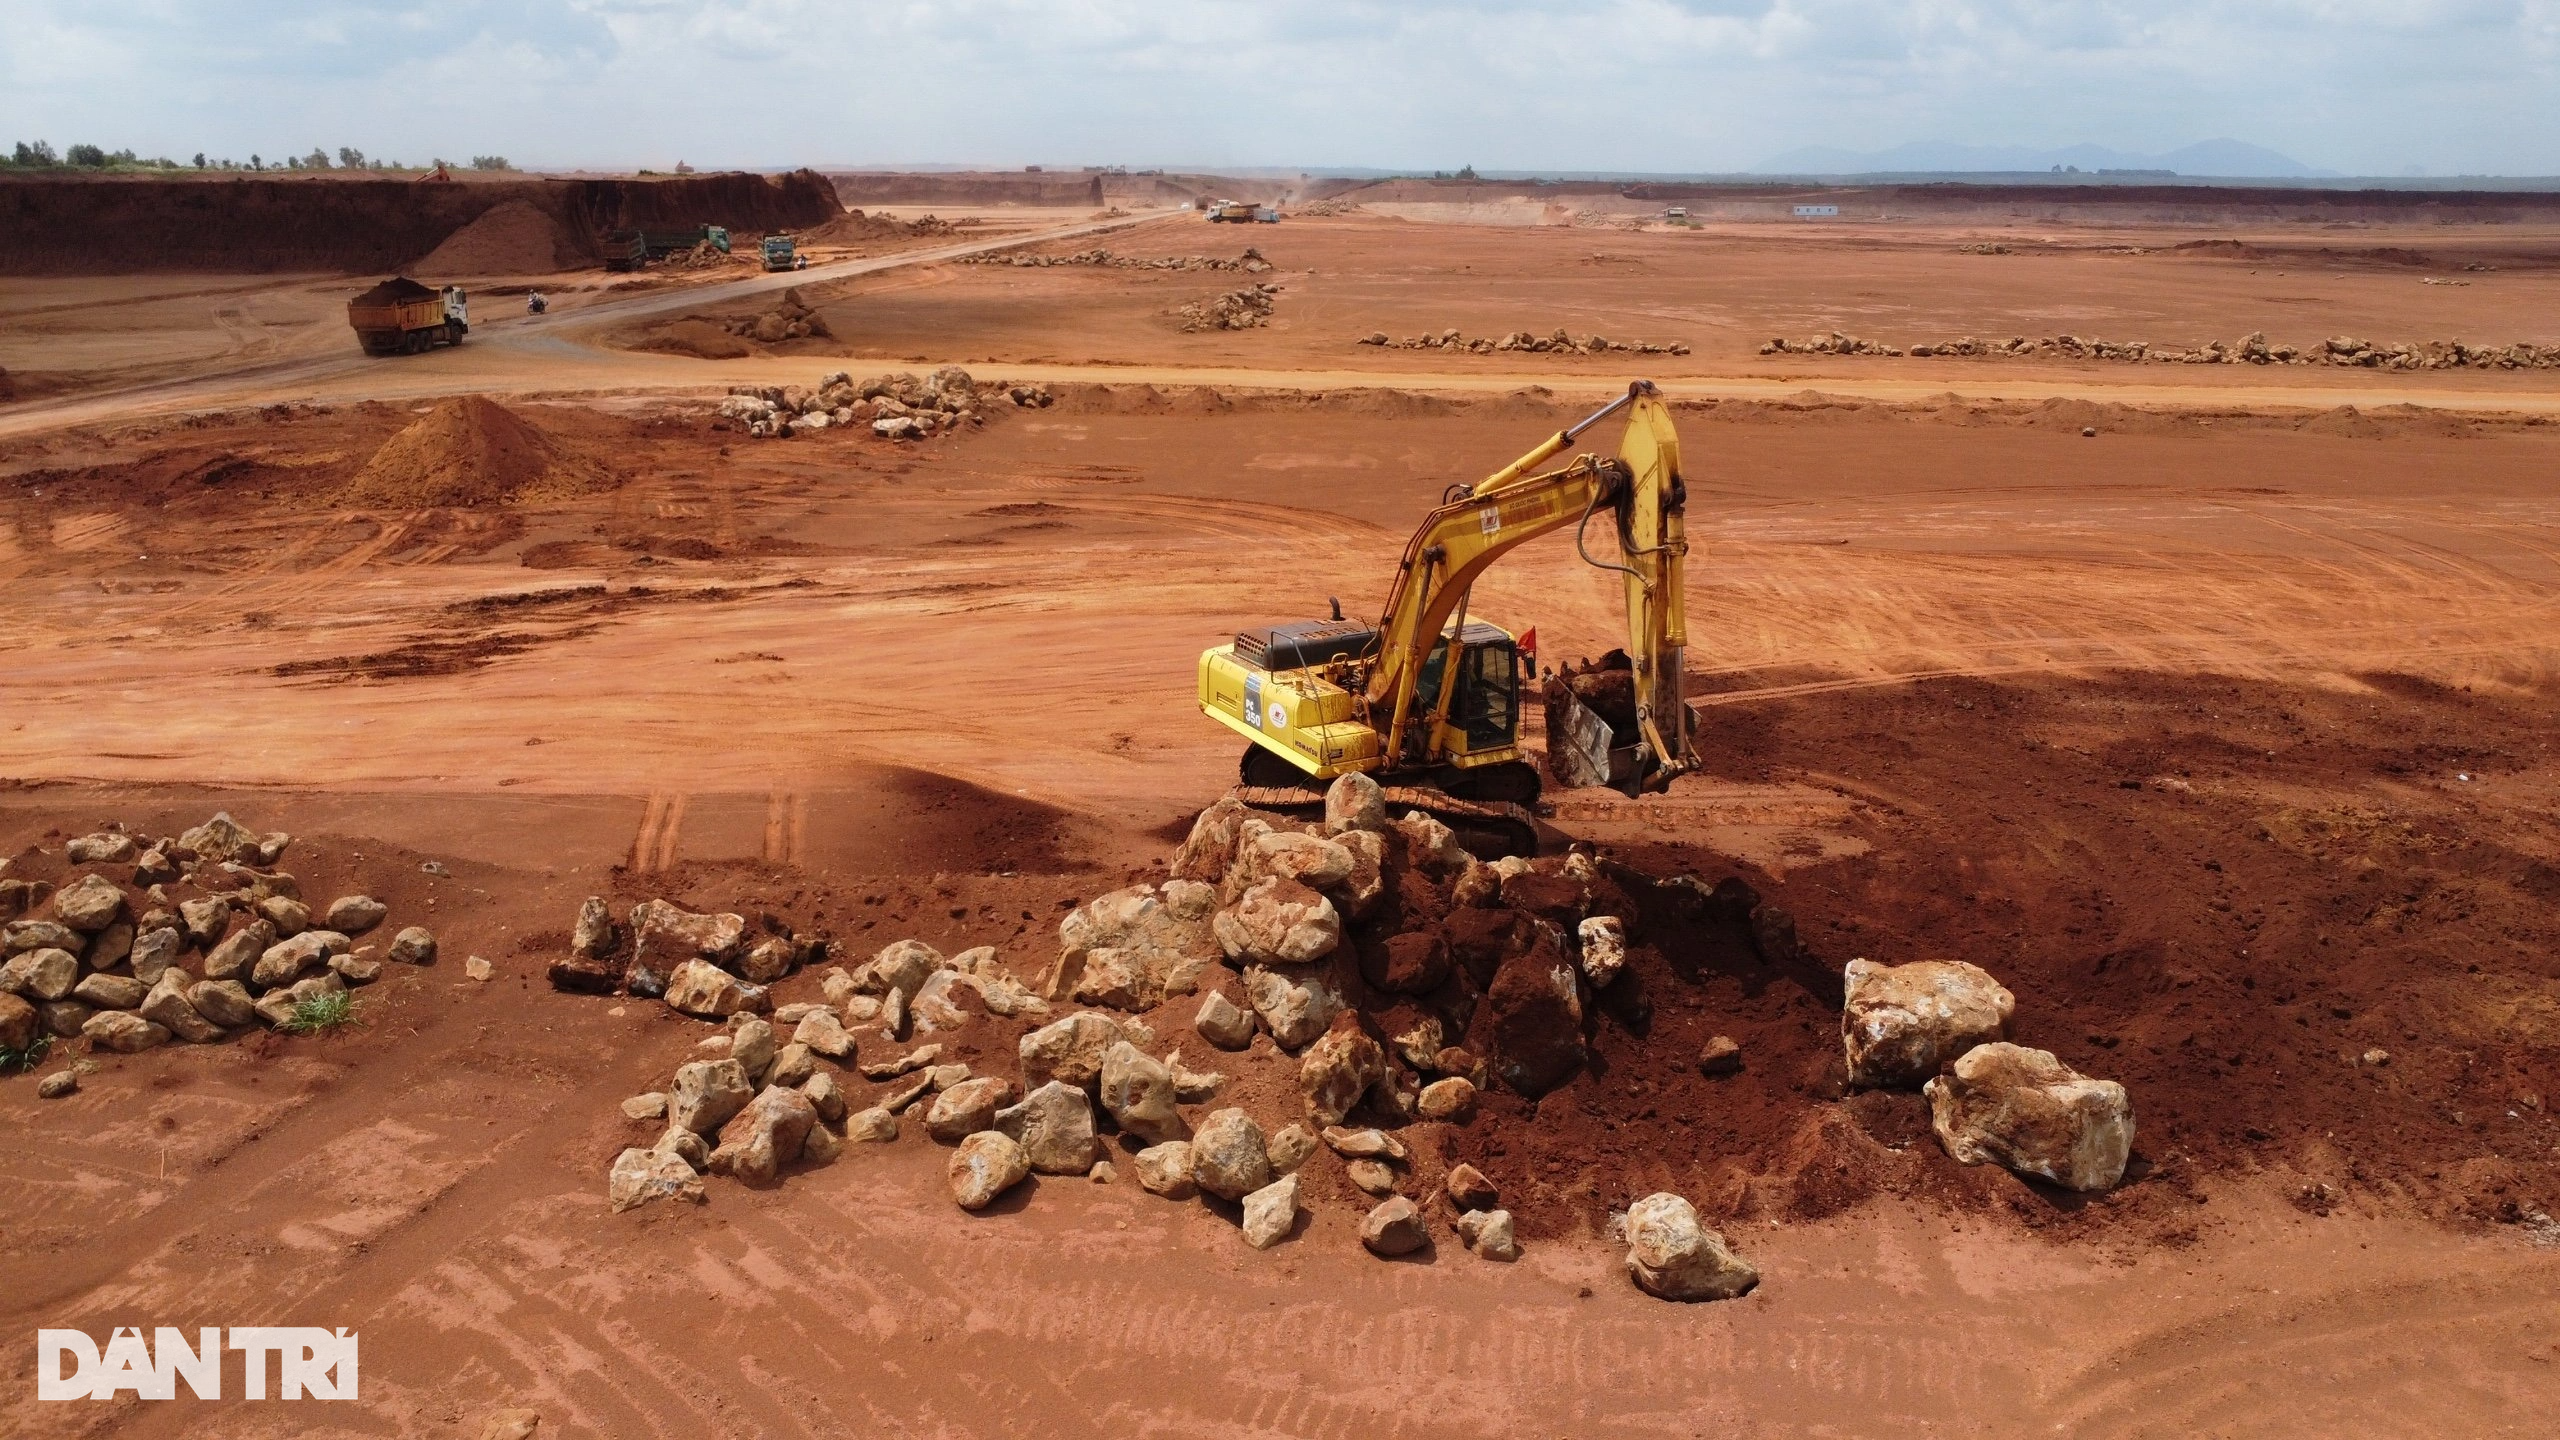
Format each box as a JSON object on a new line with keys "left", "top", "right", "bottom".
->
{"left": 2, "top": 142, "right": 516, "bottom": 174}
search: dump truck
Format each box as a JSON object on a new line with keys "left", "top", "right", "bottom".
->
{"left": 1207, "top": 201, "right": 1258, "bottom": 223}
{"left": 761, "top": 234, "right": 798, "bottom": 271}
{"left": 346, "top": 277, "right": 468, "bottom": 356}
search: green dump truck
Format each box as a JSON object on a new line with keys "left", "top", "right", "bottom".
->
{"left": 761, "top": 234, "right": 799, "bottom": 271}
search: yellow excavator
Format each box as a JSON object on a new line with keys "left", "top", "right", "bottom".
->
{"left": 1197, "top": 380, "right": 1695, "bottom": 855}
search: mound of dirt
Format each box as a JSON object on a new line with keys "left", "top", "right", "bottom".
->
{"left": 412, "top": 199, "right": 572, "bottom": 276}
{"left": 342, "top": 396, "right": 614, "bottom": 508}
{"left": 636, "top": 319, "right": 753, "bottom": 360}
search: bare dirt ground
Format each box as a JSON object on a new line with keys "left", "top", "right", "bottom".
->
{"left": 3, "top": 192, "right": 2558, "bottom": 1436}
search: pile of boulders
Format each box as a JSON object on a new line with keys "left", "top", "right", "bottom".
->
{"left": 1955, "top": 242, "right": 2014, "bottom": 255}
{"left": 1773, "top": 328, "right": 2560, "bottom": 370}
{"left": 1177, "top": 285, "right": 1280, "bottom": 332}
{"left": 719, "top": 287, "right": 831, "bottom": 344}
{"left": 963, "top": 247, "right": 1273, "bottom": 274}
{"left": 1841, "top": 956, "right": 2134, "bottom": 1191}
{"left": 2, "top": 814, "right": 437, "bottom": 1091}
{"left": 1759, "top": 332, "right": 1904, "bottom": 357}
{"left": 1358, "top": 327, "right": 1690, "bottom": 357}
{"left": 712, "top": 366, "right": 1053, "bottom": 441}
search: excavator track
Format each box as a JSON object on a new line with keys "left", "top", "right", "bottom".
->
{"left": 1229, "top": 784, "right": 1542, "bottom": 860}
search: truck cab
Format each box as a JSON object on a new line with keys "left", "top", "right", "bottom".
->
{"left": 761, "top": 234, "right": 797, "bottom": 271}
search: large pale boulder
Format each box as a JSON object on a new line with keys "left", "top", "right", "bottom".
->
{"left": 139, "top": 973, "right": 224, "bottom": 1043}
{"left": 664, "top": 960, "right": 753, "bottom": 1019}
{"left": 1298, "top": 1019, "right": 1387, "bottom": 1127}
{"left": 1019, "top": 1011, "right": 1131, "bottom": 1091}
{"left": 1841, "top": 958, "right": 2014, "bottom": 1088}
{"left": 203, "top": 920, "right": 275, "bottom": 983}
{"left": 709, "top": 1085, "right": 817, "bottom": 1184}
{"left": 1213, "top": 878, "right": 1341, "bottom": 966}
{"left": 83, "top": 1010, "right": 171, "bottom": 1053}
{"left": 950, "top": 1131, "right": 1030, "bottom": 1209}
{"left": 1190, "top": 1107, "right": 1274, "bottom": 1200}
{"left": 187, "top": 979, "right": 256, "bottom": 1028}
{"left": 669, "top": 1059, "right": 754, "bottom": 1135}
{"left": 252, "top": 931, "right": 345, "bottom": 991}
{"left": 1193, "top": 989, "right": 1257, "bottom": 1050}
{"left": 609, "top": 1147, "right": 706, "bottom": 1212}
{"left": 1097, "top": 1041, "right": 1189, "bottom": 1144}
{"left": 177, "top": 812, "right": 255, "bottom": 862}
{"left": 1240, "top": 829, "right": 1354, "bottom": 891}
{"left": 1454, "top": 1207, "right": 1519, "bottom": 1261}
{"left": 1924, "top": 1043, "right": 2134, "bottom": 1192}
{"left": 52, "top": 874, "right": 126, "bottom": 932}
{"left": 1330, "top": 828, "right": 1386, "bottom": 921}
{"left": 793, "top": 1007, "right": 857, "bottom": 1059}
{"left": 66, "top": 832, "right": 138, "bottom": 864}
{"left": 326, "top": 895, "right": 389, "bottom": 935}
{"left": 994, "top": 1080, "right": 1099, "bottom": 1174}
{"left": 1624, "top": 1193, "right": 1757, "bottom": 1301}
{"left": 4, "top": 919, "right": 83, "bottom": 956}
{"left": 1577, "top": 915, "right": 1628, "bottom": 987}
{"left": 178, "top": 897, "right": 231, "bottom": 948}
{"left": 388, "top": 926, "right": 438, "bottom": 965}
{"left": 1323, "top": 772, "right": 1386, "bottom": 835}
{"left": 1242, "top": 966, "right": 1338, "bottom": 1051}
{"left": 127, "top": 927, "right": 182, "bottom": 986}
{"left": 925, "top": 1075, "right": 1018, "bottom": 1142}
{"left": 630, "top": 900, "right": 746, "bottom": 981}
{"left": 1170, "top": 797, "right": 1252, "bottom": 882}
{"left": 1, "top": 948, "right": 79, "bottom": 1002}
{"left": 1241, "top": 1172, "right": 1300, "bottom": 1249}
{"left": 728, "top": 1015, "right": 777, "bottom": 1084}
{"left": 866, "top": 939, "right": 946, "bottom": 998}
{"left": 1054, "top": 881, "right": 1221, "bottom": 1006}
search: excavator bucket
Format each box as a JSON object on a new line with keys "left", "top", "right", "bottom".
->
{"left": 1547, "top": 683, "right": 1616, "bottom": 791}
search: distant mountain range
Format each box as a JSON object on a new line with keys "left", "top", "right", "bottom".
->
{"left": 1750, "top": 139, "right": 2336, "bottom": 178}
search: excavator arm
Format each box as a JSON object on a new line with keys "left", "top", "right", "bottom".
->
{"left": 1362, "top": 381, "right": 1694, "bottom": 788}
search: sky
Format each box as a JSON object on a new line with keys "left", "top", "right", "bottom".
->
{"left": 5, "top": 1, "right": 2558, "bottom": 176}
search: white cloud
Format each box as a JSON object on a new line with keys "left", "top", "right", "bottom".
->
{"left": 1, "top": 0, "right": 2554, "bottom": 174}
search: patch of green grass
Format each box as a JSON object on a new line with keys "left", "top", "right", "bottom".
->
{"left": 1, "top": 1033, "right": 53, "bottom": 1074}
{"left": 279, "top": 991, "right": 357, "bottom": 1034}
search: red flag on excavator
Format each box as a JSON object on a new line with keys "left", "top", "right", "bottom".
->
{"left": 1517, "top": 627, "right": 1538, "bottom": 674}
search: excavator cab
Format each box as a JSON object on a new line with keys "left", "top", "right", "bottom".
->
{"left": 1413, "top": 625, "right": 1522, "bottom": 755}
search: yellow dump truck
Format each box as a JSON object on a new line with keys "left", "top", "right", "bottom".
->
{"left": 347, "top": 277, "right": 469, "bottom": 356}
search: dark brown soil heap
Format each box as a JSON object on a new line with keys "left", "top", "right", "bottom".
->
{"left": 343, "top": 395, "right": 614, "bottom": 508}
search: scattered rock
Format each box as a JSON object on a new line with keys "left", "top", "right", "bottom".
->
{"left": 994, "top": 1080, "right": 1098, "bottom": 1174}
{"left": 738, "top": 935, "right": 798, "bottom": 984}
{"left": 1697, "top": 1035, "right": 1743, "bottom": 1075}
{"left": 252, "top": 931, "right": 341, "bottom": 990}
{"left": 331, "top": 952, "right": 383, "bottom": 986}
{"left": 1267, "top": 1122, "right": 1319, "bottom": 1174}
{"left": 478, "top": 1407, "right": 543, "bottom": 1440}
{"left": 1323, "top": 773, "right": 1386, "bottom": 835}
{"left": 1019, "top": 1010, "right": 1130, "bottom": 1091}
{"left": 1347, "top": 1158, "right": 1399, "bottom": 1195}
{"left": 1445, "top": 1162, "right": 1498, "bottom": 1211}
{"left": 52, "top": 874, "right": 126, "bottom": 932}
{"left": 630, "top": 901, "right": 742, "bottom": 981}
{"left": 926, "top": 1075, "right": 1018, "bottom": 1142}
{"left": 1194, "top": 989, "right": 1258, "bottom": 1050}
{"left": 37, "top": 1069, "right": 78, "bottom": 1100}
{"left": 71, "top": 972, "right": 146, "bottom": 1011}
{"left": 794, "top": 1007, "right": 857, "bottom": 1059}
{"left": 1924, "top": 1042, "right": 2134, "bottom": 1191}
{"left": 187, "top": 980, "right": 256, "bottom": 1028}
{"left": 728, "top": 1015, "right": 778, "bottom": 1084}
{"left": 1841, "top": 957, "right": 2015, "bottom": 1088}
{"left": 848, "top": 1106, "right": 899, "bottom": 1142}
{"left": 951, "top": 1131, "right": 1031, "bottom": 1209}
{"left": 1577, "top": 915, "right": 1628, "bottom": 987}
{"left": 1298, "top": 1019, "right": 1387, "bottom": 1127}
{"left": 202, "top": 920, "right": 275, "bottom": 983}
{"left": 1322, "top": 1126, "right": 1409, "bottom": 1162}
{"left": 669, "top": 1058, "right": 754, "bottom": 1135}
{"left": 1170, "top": 798, "right": 1251, "bottom": 882}
{"left": 1242, "top": 966, "right": 1338, "bottom": 1051}
{"left": 1214, "top": 878, "right": 1342, "bottom": 966}
{"left": 1134, "top": 1141, "right": 1198, "bottom": 1198}
{"left": 1485, "top": 927, "right": 1585, "bottom": 1096}
{"left": 664, "top": 959, "right": 754, "bottom": 1018}
{"left": 1454, "top": 1207, "right": 1519, "bottom": 1261}
{"left": 1054, "top": 881, "right": 1222, "bottom": 1006}
{"left": 801, "top": 1069, "right": 846, "bottom": 1122}
{"left": 1418, "top": 1076, "right": 1478, "bottom": 1122}
{"left": 67, "top": 832, "right": 138, "bottom": 865}
{"left": 3, "top": 919, "right": 81, "bottom": 956}
{"left": 1359, "top": 1195, "right": 1428, "bottom": 1256}
{"left": 0, "top": 992, "right": 35, "bottom": 1051}
{"left": 127, "top": 927, "right": 182, "bottom": 986}
{"left": 709, "top": 1084, "right": 817, "bottom": 1184}
{"left": 623, "top": 1092, "right": 669, "bottom": 1121}
{"left": 325, "top": 895, "right": 388, "bottom": 934}
{"left": 139, "top": 973, "right": 223, "bottom": 1042}
{"left": 1190, "top": 1107, "right": 1275, "bottom": 1200}
{"left": 1097, "top": 1041, "right": 1189, "bottom": 1143}
{"left": 609, "top": 1147, "right": 705, "bottom": 1213}
{"left": 859, "top": 1043, "right": 943, "bottom": 1081}
{"left": 1, "top": 948, "right": 79, "bottom": 1001}
{"left": 1240, "top": 1172, "right": 1300, "bottom": 1249}
{"left": 257, "top": 895, "right": 311, "bottom": 937}
{"left": 1624, "top": 1193, "right": 1758, "bottom": 1301}
{"left": 178, "top": 897, "right": 229, "bottom": 948}
{"left": 388, "top": 926, "right": 438, "bottom": 966}
{"left": 83, "top": 1010, "right": 171, "bottom": 1053}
